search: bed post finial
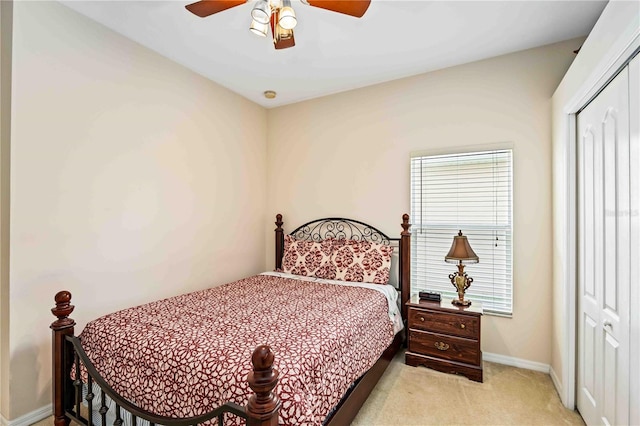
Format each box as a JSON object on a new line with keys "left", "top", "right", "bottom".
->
{"left": 275, "top": 214, "right": 284, "bottom": 271}
{"left": 50, "top": 291, "right": 76, "bottom": 426}
{"left": 400, "top": 214, "right": 411, "bottom": 324}
{"left": 401, "top": 214, "right": 410, "bottom": 235}
{"left": 51, "top": 291, "right": 75, "bottom": 329}
{"left": 247, "top": 345, "right": 280, "bottom": 426}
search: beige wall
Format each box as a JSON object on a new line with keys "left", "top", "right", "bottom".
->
{"left": 267, "top": 38, "right": 583, "bottom": 365}
{"left": 0, "top": 1, "right": 12, "bottom": 421}
{"left": 551, "top": 0, "right": 640, "bottom": 408}
{"left": 8, "top": 1, "right": 267, "bottom": 419}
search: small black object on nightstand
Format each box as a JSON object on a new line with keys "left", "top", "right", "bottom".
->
{"left": 419, "top": 291, "right": 441, "bottom": 302}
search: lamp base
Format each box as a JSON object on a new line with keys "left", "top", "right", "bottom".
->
{"left": 452, "top": 298, "right": 472, "bottom": 307}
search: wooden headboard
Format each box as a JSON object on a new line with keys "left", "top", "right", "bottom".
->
{"left": 273, "top": 214, "right": 411, "bottom": 321}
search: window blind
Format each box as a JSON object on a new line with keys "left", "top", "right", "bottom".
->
{"left": 410, "top": 149, "right": 513, "bottom": 315}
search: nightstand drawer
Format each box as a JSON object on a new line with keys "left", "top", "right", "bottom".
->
{"left": 408, "top": 308, "right": 479, "bottom": 339}
{"left": 408, "top": 330, "right": 480, "bottom": 365}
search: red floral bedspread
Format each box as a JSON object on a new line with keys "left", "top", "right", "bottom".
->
{"left": 79, "top": 274, "right": 395, "bottom": 425}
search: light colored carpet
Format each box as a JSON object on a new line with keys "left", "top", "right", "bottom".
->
{"left": 352, "top": 350, "right": 584, "bottom": 426}
{"left": 33, "top": 350, "right": 584, "bottom": 426}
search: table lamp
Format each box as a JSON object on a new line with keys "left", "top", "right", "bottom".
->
{"left": 445, "top": 230, "right": 479, "bottom": 306}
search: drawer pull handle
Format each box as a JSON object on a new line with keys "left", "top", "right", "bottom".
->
{"left": 420, "top": 317, "right": 425, "bottom": 322}
{"left": 434, "top": 342, "right": 449, "bottom": 351}
{"left": 460, "top": 323, "right": 466, "bottom": 329}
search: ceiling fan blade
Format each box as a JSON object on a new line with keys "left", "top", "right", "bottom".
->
{"left": 185, "top": 0, "right": 246, "bottom": 18}
{"left": 305, "top": 0, "right": 371, "bottom": 18}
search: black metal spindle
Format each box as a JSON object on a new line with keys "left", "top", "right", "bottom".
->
{"left": 86, "top": 374, "right": 94, "bottom": 426}
{"left": 218, "top": 413, "right": 224, "bottom": 425}
{"left": 73, "top": 353, "right": 82, "bottom": 417}
{"left": 99, "top": 389, "right": 108, "bottom": 426}
{"left": 131, "top": 415, "right": 137, "bottom": 426}
{"left": 114, "top": 404, "right": 123, "bottom": 426}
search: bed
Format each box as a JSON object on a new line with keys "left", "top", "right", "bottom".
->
{"left": 50, "top": 214, "right": 411, "bottom": 426}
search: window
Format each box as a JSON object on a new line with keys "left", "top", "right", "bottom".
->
{"left": 410, "top": 149, "right": 513, "bottom": 315}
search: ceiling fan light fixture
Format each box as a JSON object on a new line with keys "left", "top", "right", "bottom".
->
{"left": 278, "top": 0, "right": 297, "bottom": 30}
{"left": 186, "top": 0, "right": 372, "bottom": 50}
{"left": 249, "top": 19, "right": 268, "bottom": 37}
{"left": 251, "top": 0, "right": 271, "bottom": 24}
{"left": 273, "top": 17, "right": 293, "bottom": 44}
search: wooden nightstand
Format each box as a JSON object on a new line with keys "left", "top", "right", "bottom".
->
{"left": 405, "top": 295, "right": 483, "bottom": 382}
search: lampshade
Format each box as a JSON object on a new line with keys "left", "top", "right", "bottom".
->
{"left": 278, "top": 0, "right": 297, "bottom": 29}
{"left": 251, "top": 0, "right": 271, "bottom": 24}
{"left": 250, "top": 19, "right": 268, "bottom": 37}
{"left": 445, "top": 230, "right": 479, "bottom": 264}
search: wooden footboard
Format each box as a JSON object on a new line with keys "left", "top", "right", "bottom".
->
{"left": 50, "top": 291, "right": 280, "bottom": 426}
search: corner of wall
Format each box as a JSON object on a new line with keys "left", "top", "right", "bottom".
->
{"left": 549, "top": 364, "right": 564, "bottom": 401}
{"left": 0, "top": 0, "right": 12, "bottom": 421}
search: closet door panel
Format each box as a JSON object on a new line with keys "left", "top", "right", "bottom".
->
{"left": 577, "top": 63, "right": 630, "bottom": 426}
{"left": 628, "top": 53, "right": 639, "bottom": 426}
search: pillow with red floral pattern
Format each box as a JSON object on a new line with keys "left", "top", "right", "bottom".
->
{"left": 281, "top": 235, "right": 336, "bottom": 279}
{"left": 331, "top": 239, "right": 394, "bottom": 284}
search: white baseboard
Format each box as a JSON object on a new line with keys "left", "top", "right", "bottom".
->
{"left": 1, "top": 404, "right": 51, "bottom": 426}
{"left": 483, "top": 352, "right": 550, "bottom": 373}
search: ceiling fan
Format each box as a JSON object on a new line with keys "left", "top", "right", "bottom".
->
{"left": 185, "top": 0, "right": 371, "bottom": 50}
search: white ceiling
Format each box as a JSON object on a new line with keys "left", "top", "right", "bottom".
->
{"left": 60, "top": 0, "right": 608, "bottom": 108}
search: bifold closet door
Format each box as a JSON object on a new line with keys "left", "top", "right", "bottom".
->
{"left": 576, "top": 58, "right": 634, "bottom": 426}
